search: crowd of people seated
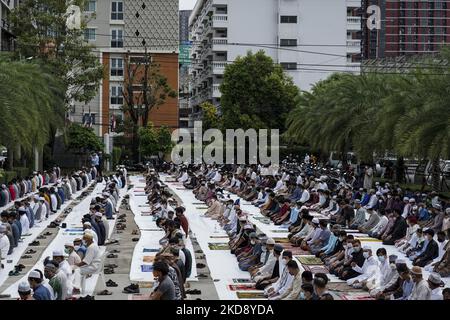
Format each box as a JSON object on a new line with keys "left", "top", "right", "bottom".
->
{"left": 163, "top": 158, "right": 450, "bottom": 300}
{"left": 1, "top": 165, "right": 128, "bottom": 300}
{"left": 119, "top": 170, "right": 193, "bottom": 300}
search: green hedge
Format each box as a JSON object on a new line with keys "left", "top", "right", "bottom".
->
{"left": 13, "top": 167, "right": 31, "bottom": 178}
{"left": 112, "top": 147, "right": 122, "bottom": 169}
{"left": 0, "top": 171, "right": 18, "bottom": 185}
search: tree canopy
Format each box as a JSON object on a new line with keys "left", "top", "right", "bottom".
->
{"left": 0, "top": 54, "right": 65, "bottom": 154}
{"left": 220, "top": 51, "right": 299, "bottom": 131}
{"left": 66, "top": 123, "right": 103, "bottom": 153}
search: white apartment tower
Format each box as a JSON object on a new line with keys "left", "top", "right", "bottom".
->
{"left": 189, "top": 0, "right": 362, "bottom": 123}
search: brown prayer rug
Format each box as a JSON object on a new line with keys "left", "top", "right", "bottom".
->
{"left": 236, "top": 292, "right": 266, "bottom": 299}
{"left": 296, "top": 255, "right": 324, "bottom": 265}
{"left": 301, "top": 264, "right": 329, "bottom": 274}
{"left": 208, "top": 243, "right": 230, "bottom": 250}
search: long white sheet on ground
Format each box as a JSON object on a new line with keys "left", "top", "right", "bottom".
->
{"left": 127, "top": 176, "right": 197, "bottom": 283}
{"left": 0, "top": 182, "right": 95, "bottom": 288}
{"left": 1, "top": 182, "right": 128, "bottom": 298}
{"left": 161, "top": 175, "right": 252, "bottom": 300}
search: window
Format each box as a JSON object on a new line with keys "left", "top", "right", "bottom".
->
{"left": 111, "top": 1, "right": 124, "bottom": 20}
{"left": 110, "top": 85, "right": 123, "bottom": 105}
{"left": 280, "top": 16, "right": 297, "bottom": 23}
{"left": 84, "top": 28, "right": 96, "bottom": 41}
{"left": 280, "top": 62, "right": 297, "bottom": 70}
{"left": 111, "top": 29, "right": 123, "bottom": 48}
{"left": 84, "top": 0, "right": 96, "bottom": 12}
{"left": 280, "top": 39, "right": 297, "bottom": 47}
{"left": 111, "top": 58, "right": 124, "bottom": 76}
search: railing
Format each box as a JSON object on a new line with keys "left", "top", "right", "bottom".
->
{"left": 212, "top": 38, "right": 228, "bottom": 45}
{"left": 1, "top": 19, "right": 11, "bottom": 31}
{"left": 347, "top": 39, "right": 361, "bottom": 47}
{"left": 347, "top": 16, "right": 361, "bottom": 24}
{"left": 212, "top": 61, "right": 228, "bottom": 69}
{"left": 213, "top": 14, "right": 228, "bottom": 22}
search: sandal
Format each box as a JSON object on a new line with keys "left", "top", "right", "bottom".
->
{"left": 21, "top": 255, "right": 32, "bottom": 259}
{"left": 104, "top": 268, "right": 115, "bottom": 274}
{"left": 132, "top": 238, "right": 139, "bottom": 242}
{"left": 110, "top": 249, "right": 120, "bottom": 253}
{"left": 29, "top": 241, "right": 40, "bottom": 246}
{"left": 8, "top": 270, "right": 20, "bottom": 276}
{"left": 97, "top": 290, "right": 112, "bottom": 296}
{"left": 106, "top": 280, "right": 118, "bottom": 287}
{"left": 196, "top": 263, "right": 206, "bottom": 269}
{"left": 37, "top": 235, "right": 46, "bottom": 240}
{"left": 131, "top": 230, "right": 139, "bottom": 235}
{"left": 105, "top": 264, "right": 118, "bottom": 269}
{"left": 25, "top": 249, "right": 36, "bottom": 254}
{"left": 107, "top": 254, "right": 118, "bottom": 259}
{"left": 44, "top": 232, "right": 52, "bottom": 236}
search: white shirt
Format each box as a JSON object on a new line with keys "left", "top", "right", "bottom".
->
{"left": 430, "top": 287, "right": 443, "bottom": 300}
{"left": 371, "top": 215, "right": 389, "bottom": 234}
{"left": 0, "top": 234, "right": 10, "bottom": 259}
{"left": 178, "top": 172, "right": 188, "bottom": 183}
{"left": 273, "top": 180, "right": 283, "bottom": 192}
{"left": 299, "top": 190, "right": 310, "bottom": 203}
{"left": 296, "top": 175, "right": 303, "bottom": 185}
{"left": 19, "top": 214, "right": 30, "bottom": 235}
{"left": 50, "top": 194, "right": 58, "bottom": 212}
{"left": 83, "top": 243, "right": 101, "bottom": 270}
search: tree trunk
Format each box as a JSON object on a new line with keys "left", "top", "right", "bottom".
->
{"left": 6, "top": 146, "right": 14, "bottom": 170}
{"left": 431, "top": 158, "right": 441, "bottom": 192}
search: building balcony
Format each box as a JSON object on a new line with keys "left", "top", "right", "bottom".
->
{"left": 212, "top": 14, "right": 228, "bottom": 28}
{"left": 347, "top": 16, "right": 361, "bottom": 31}
{"left": 212, "top": 61, "right": 228, "bottom": 75}
{"left": 212, "top": 37, "right": 228, "bottom": 51}
{"left": 347, "top": 39, "right": 361, "bottom": 53}
{"left": 212, "top": 84, "right": 221, "bottom": 98}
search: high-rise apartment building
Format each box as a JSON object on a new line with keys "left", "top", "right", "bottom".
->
{"left": 362, "top": 0, "right": 450, "bottom": 59}
{"left": 0, "top": 0, "right": 16, "bottom": 52}
{"left": 69, "top": 0, "right": 179, "bottom": 139}
{"left": 188, "top": 0, "right": 362, "bottom": 124}
{"left": 179, "top": 10, "right": 192, "bottom": 129}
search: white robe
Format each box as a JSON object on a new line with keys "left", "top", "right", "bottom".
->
{"left": 19, "top": 214, "right": 30, "bottom": 235}
{"left": 347, "top": 255, "right": 379, "bottom": 285}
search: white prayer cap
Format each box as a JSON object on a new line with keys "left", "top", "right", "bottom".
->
{"left": 95, "top": 212, "right": 102, "bottom": 217}
{"left": 18, "top": 281, "right": 31, "bottom": 293}
{"left": 83, "top": 221, "right": 92, "bottom": 227}
{"left": 39, "top": 197, "right": 45, "bottom": 201}
{"left": 34, "top": 195, "right": 39, "bottom": 200}
{"left": 409, "top": 198, "right": 416, "bottom": 203}
{"left": 428, "top": 272, "right": 443, "bottom": 285}
{"left": 312, "top": 218, "right": 320, "bottom": 224}
{"left": 52, "top": 249, "right": 64, "bottom": 257}
{"left": 28, "top": 270, "right": 41, "bottom": 279}
{"left": 403, "top": 197, "right": 409, "bottom": 201}
{"left": 376, "top": 191, "right": 381, "bottom": 196}
{"left": 65, "top": 242, "right": 74, "bottom": 248}
{"left": 363, "top": 245, "right": 371, "bottom": 251}
{"left": 446, "top": 208, "right": 450, "bottom": 214}
{"left": 266, "top": 238, "right": 275, "bottom": 245}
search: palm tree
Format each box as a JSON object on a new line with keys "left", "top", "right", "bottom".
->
{"left": 0, "top": 55, "right": 65, "bottom": 169}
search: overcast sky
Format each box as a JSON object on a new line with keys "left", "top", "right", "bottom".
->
{"left": 180, "top": 0, "right": 197, "bottom": 10}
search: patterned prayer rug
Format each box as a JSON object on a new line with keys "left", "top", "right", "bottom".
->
{"left": 273, "top": 237, "right": 290, "bottom": 243}
{"left": 228, "top": 284, "right": 258, "bottom": 291}
{"left": 208, "top": 243, "right": 230, "bottom": 250}
{"left": 356, "top": 237, "right": 382, "bottom": 242}
{"left": 327, "top": 282, "right": 359, "bottom": 292}
{"left": 335, "top": 292, "right": 375, "bottom": 300}
{"left": 143, "top": 256, "right": 155, "bottom": 263}
{"left": 301, "top": 264, "right": 329, "bottom": 274}
{"left": 141, "top": 265, "right": 154, "bottom": 272}
{"left": 232, "top": 278, "right": 253, "bottom": 283}
{"left": 270, "top": 230, "right": 290, "bottom": 233}
{"left": 295, "top": 255, "right": 324, "bottom": 265}
{"left": 210, "top": 235, "right": 230, "bottom": 239}
{"left": 143, "top": 248, "right": 160, "bottom": 253}
{"left": 236, "top": 292, "right": 266, "bottom": 299}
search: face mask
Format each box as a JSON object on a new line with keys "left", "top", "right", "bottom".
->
{"left": 282, "top": 259, "right": 288, "bottom": 265}
{"left": 363, "top": 252, "right": 369, "bottom": 259}
{"left": 299, "top": 292, "right": 306, "bottom": 300}
{"left": 74, "top": 245, "right": 80, "bottom": 251}
{"left": 261, "top": 246, "right": 267, "bottom": 252}
{"left": 64, "top": 248, "right": 71, "bottom": 254}
{"left": 353, "top": 246, "right": 361, "bottom": 252}
{"left": 378, "top": 256, "right": 386, "bottom": 263}
{"left": 250, "top": 240, "right": 256, "bottom": 245}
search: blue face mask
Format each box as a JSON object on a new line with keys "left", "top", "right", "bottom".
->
{"left": 299, "top": 292, "right": 305, "bottom": 300}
